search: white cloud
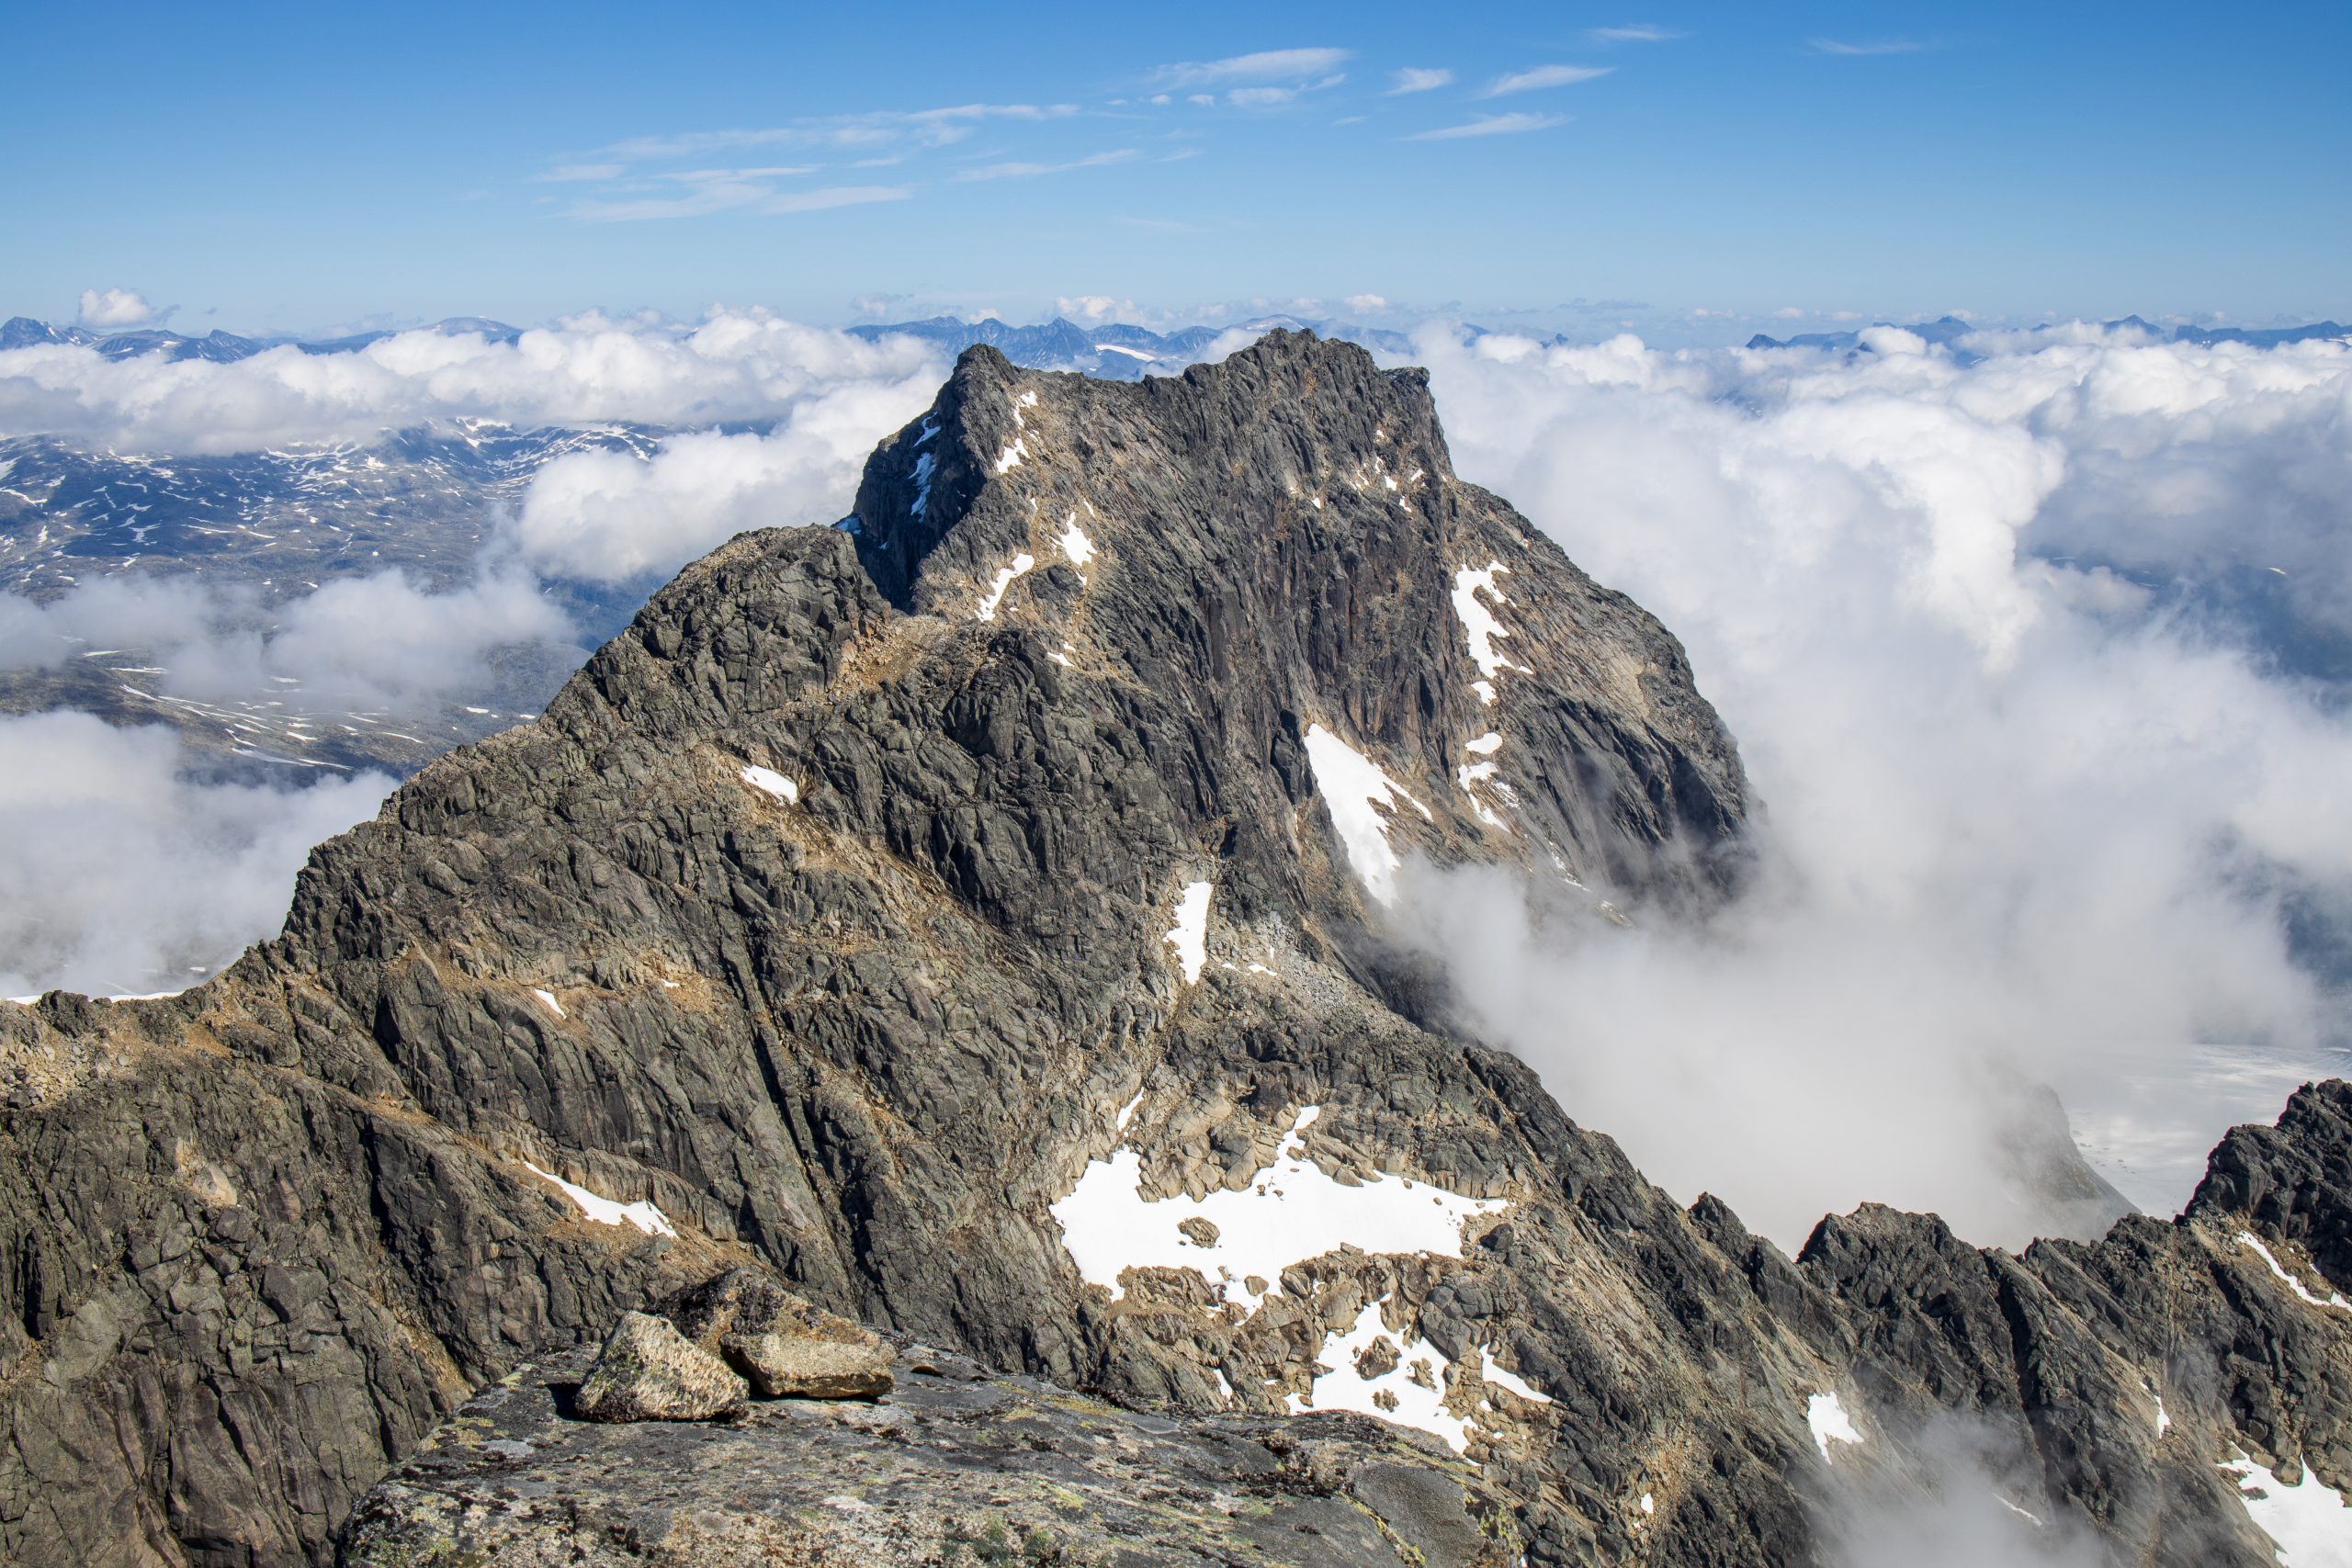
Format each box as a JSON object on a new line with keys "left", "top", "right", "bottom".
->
{"left": 600, "top": 103, "right": 1078, "bottom": 163}
{"left": 1148, "top": 48, "right": 1351, "bottom": 88}
{"left": 1481, "top": 63, "right": 1613, "bottom": 96}
{"left": 1388, "top": 67, "right": 1454, "bottom": 94}
{"left": 512, "top": 367, "right": 937, "bottom": 585}
{"left": 1225, "top": 77, "right": 1348, "bottom": 107}
{"left": 1408, "top": 112, "right": 1569, "bottom": 141}
{"left": 76, "top": 288, "right": 158, "bottom": 328}
{"left": 0, "top": 565, "right": 576, "bottom": 714}
{"left": 1343, "top": 294, "right": 1390, "bottom": 313}
{"left": 537, "top": 163, "right": 626, "bottom": 182}
{"left": 0, "top": 310, "right": 944, "bottom": 454}
{"left": 1591, "top": 23, "right": 1684, "bottom": 43}
{"left": 1811, "top": 37, "right": 1935, "bottom": 55}
{"left": 571, "top": 182, "right": 907, "bottom": 223}
{"left": 1398, "top": 324, "right": 2352, "bottom": 1249}
{"left": 0, "top": 711, "right": 394, "bottom": 998}
{"left": 953, "top": 150, "right": 1138, "bottom": 182}
{"left": 1055, "top": 295, "right": 1140, "bottom": 322}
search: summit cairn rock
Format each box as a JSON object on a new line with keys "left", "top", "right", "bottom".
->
{"left": 571, "top": 1311, "right": 748, "bottom": 1423}
{"left": 662, "top": 1265, "right": 896, "bottom": 1399}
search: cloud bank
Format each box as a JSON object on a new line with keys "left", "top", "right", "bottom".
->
{"left": 1399, "top": 323, "right": 2352, "bottom": 1247}
{"left": 0, "top": 310, "right": 944, "bottom": 455}
{"left": 0, "top": 712, "right": 395, "bottom": 999}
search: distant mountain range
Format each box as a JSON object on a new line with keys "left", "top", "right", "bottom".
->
{"left": 1746, "top": 313, "right": 2350, "bottom": 356}
{"left": 0, "top": 314, "right": 525, "bottom": 363}
{"left": 843, "top": 313, "right": 1419, "bottom": 380}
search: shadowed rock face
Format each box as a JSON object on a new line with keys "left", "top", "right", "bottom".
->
{"left": 0, "top": 333, "right": 2346, "bottom": 1567}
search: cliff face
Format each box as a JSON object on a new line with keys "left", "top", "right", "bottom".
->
{"left": 0, "top": 334, "right": 2346, "bottom": 1568}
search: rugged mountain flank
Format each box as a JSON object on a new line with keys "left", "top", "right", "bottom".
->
{"left": 1, "top": 333, "right": 2347, "bottom": 1567}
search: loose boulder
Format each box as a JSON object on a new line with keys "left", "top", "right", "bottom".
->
{"left": 663, "top": 1266, "right": 897, "bottom": 1399}
{"left": 572, "top": 1311, "right": 749, "bottom": 1422}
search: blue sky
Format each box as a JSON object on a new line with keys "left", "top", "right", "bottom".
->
{"left": 5, "top": 0, "right": 2346, "bottom": 341}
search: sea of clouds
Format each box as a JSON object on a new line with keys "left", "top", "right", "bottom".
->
{"left": 3, "top": 312, "right": 2346, "bottom": 1250}
{"left": 1408, "top": 322, "right": 2352, "bottom": 1247}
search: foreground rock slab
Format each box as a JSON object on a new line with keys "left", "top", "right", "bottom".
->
{"left": 337, "top": 1343, "right": 1517, "bottom": 1567}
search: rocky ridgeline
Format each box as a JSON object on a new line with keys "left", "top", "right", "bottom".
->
{"left": 0, "top": 333, "right": 2347, "bottom": 1566}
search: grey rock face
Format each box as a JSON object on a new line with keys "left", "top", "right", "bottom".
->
{"left": 0, "top": 333, "right": 2346, "bottom": 1568}
{"left": 571, "top": 1310, "right": 747, "bottom": 1422}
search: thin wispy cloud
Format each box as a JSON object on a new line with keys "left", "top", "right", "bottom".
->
{"left": 601, "top": 104, "right": 1079, "bottom": 163}
{"left": 1810, "top": 37, "right": 1936, "bottom": 56}
{"left": 1481, "top": 63, "right": 1613, "bottom": 96}
{"left": 1226, "top": 75, "right": 1346, "bottom": 107}
{"left": 570, "top": 182, "right": 908, "bottom": 223}
{"left": 1388, "top": 67, "right": 1455, "bottom": 94}
{"left": 1591, "top": 23, "right": 1684, "bottom": 43}
{"left": 537, "top": 163, "right": 626, "bottom": 183}
{"left": 1148, "top": 47, "right": 1351, "bottom": 88}
{"left": 953, "top": 149, "right": 1139, "bottom": 182}
{"left": 1408, "top": 111, "right": 1568, "bottom": 141}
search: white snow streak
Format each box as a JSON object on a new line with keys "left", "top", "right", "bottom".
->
{"left": 994, "top": 439, "right": 1027, "bottom": 475}
{"left": 1807, "top": 1392, "right": 1863, "bottom": 1461}
{"left": 2241, "top": 1233, "right": 2352, "bottom": 1311}
{"left": 741, "top": 765, "right": 799, "bottom": 804}
{"left": 976, "top": 552, "right": 1035, "bottom": 620}
{"left": 1302, "top": 723, "right": 1430, "bottom": 907}
{"left": 1057, "top": 512, "right": 1096, "bottom": 567}
{"left": 522, "top": 1159, "right": 677, "bottom": 1236}
{"left": 1165, "top": 880, "right": 1213, "bottom": 984}
{"left": 530, "top": 987, "right": 566, "bottom": 1018}
{"left": 1452, "top": 562, "right": 1530, "bottom": 703}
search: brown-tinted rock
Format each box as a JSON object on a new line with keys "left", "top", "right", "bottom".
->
{"left": 571, "top": 1312, "right": 747, "bottom": 1423}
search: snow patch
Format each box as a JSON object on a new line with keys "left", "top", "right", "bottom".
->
{"left": 1302, "top": 723, "right": 1431, "bottom": 907}
{"left": 1480, "top": 1358, "right": 1551, "bottom": 1404}
{"left": 522, "top": 1159, "right": 676, "bottom": 1236}
{"left": 2241, "top": 1233, "right": 2352, "bottom": 1311}
{"left": 1049, "top": 1105, "right": 1506, "bottom": 1312}
{"left": 976, "top": 553, "right": 1036, "bottom": 620}
{"left": 1164, "top": 881, "right": 1212, "bottom": 984}
{"left": 993, "top": 439, "right": 1027, "bottom": 475}
{"left": 530, "top": 987, "right": 566, "bottom": 1019}
{"left": 1807, "top": 1392, "right": 1864, "bottom": 1461}
{"left": 2221, "top": 1450, "right": 2352, "bottom": 1567}
{"left": 1465, "top": 730, "right": 1503, "bottom": 755}
{"left": 741, "top": 765, "right": 798, "bottom": 804}
{"left": 1057, "top": 512, "right": 1096, "bottom": 567}
{"left": 1286, "top": 1297, "right": 1470, "bottom": 1453}
{"left": 1452, "top": 563, "right": 1530, "bottom": 704}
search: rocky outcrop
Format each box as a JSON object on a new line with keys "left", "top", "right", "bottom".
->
{"left": 337, "top": 1337, "right": 1520, "bottom": 1567}
{"left": 0, "top": 333, "right": 2346, "bottom": 1567}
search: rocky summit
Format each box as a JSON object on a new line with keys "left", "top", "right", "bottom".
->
{"left": 3, "top": 331, "right": 2350, "bottom": 1566}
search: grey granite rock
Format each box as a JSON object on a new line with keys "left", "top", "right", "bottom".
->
{"left": 662, "top": 1265, "right": 895, "bottom": 1398}
{"left": 571, "top": 1310, "right": 747, "bottom": 1422}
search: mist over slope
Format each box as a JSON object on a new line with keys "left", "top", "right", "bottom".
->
{"left": 1409, "top": 323, "right": 2352, "bottom": 1243}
